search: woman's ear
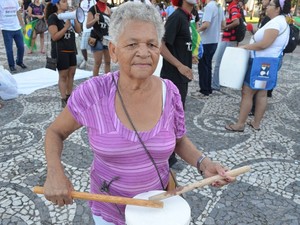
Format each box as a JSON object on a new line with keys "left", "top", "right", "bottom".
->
{"left": 109, "top": 41, "right": 118, "bottom": 63}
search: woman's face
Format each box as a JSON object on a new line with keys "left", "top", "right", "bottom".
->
{"left": 109, "top": 21, "right": 160, "bottom": 80}
{"left": 266, "top": 0, "right": 280, "bottom": 17}
{"left": 57, "top": 0, "right": 69, "bottom": 11}
{"left": 262, "top": 0, "right": 271, "bottom": 8}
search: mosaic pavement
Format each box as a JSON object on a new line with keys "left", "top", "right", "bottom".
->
{"left": 0, "top": 32, "right": 300, "bottom": 224}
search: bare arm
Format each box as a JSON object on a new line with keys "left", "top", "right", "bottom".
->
{"left": 74, "top": 18, "right": 82, "bottom": 33}
{"left": 44, "top": 107, "right": 82, "bottom": 206}
{"left": 240, "top": 29, "right": 279, "bottom": 51}
{"left": 17, "top": 9, "right": 24, "bottom": 27}
{"left": 48, "top": 20, "right": 72, "bottom": 41}
{"left": 175, "top": 135, "right": 235, "bottom": 186}
{"left": 86, "top": 11, "right": 99, "bottom": 29}
{"left": 224, "top": 18, "right": 239, "bottom": 31}
{"left": 198, "top": 21, "right": 210, "bottom": 32}
{"left": 160, "top": 41, "right": 193, "bottom": 80}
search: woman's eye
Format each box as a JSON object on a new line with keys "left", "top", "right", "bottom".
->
{"left": 148, "top": 43, "right": 158, "bottom": 49}
{"left": 127, "top": 43, "right": 137, "bottom": 48}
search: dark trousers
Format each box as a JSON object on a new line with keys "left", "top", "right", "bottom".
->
{"left": 167, "top": 80, "right": 188, "bottom": 167}
{"left": 198, "top": 43, "right": 218, "bottom": 95}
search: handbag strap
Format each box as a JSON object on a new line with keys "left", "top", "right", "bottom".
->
{"left": 112, "top": 75, "right": 165, "bottom": 190}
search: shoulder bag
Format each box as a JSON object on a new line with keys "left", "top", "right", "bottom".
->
{"left": 249, "top": 27, "right": 287, "bottom": 90}
{"left": 45, "top": 34, "right": 57, "bottom": 71}
{"left": 35, "top": 19, "right": 47, "bottom": 34}
{"left": 112, "top": 75, "right": 178, "bottom": 191}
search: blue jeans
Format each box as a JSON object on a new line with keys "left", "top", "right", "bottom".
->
{"left": 93, "top": 215, "right": 115, "bottom": 225}
{"left": 212, "top": 41, "right": 237, "bottom": 90}
{"left": 1, "top": 29, "right": 25, "bottom": 67}
{"left": 197, "top": 43, "right": 218, "bottom": 95}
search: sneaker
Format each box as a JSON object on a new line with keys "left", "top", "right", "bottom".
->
{"left": 79, "top": 60, "right": 87, "bottom": 69}
{"left": 16, "top": 62, "right": 27, "bottom": 69}
{"left": 191, "top": 92, "right": 209, "bottom": 99}
{"left": 9, "top": 66, "right": 17, "bottom": 72}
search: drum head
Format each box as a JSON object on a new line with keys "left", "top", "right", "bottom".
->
{"left": 125, "top": 190, "right": 191, "bottom": 225}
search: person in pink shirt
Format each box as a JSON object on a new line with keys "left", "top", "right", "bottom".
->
{"left": 43, "top": 2, "right": 235, "bottom": 225}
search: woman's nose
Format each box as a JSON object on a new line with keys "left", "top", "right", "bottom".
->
{"left": 136, "top": 44, "right": 150, "bottom": 57}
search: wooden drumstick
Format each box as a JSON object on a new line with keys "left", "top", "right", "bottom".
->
{"left": 149, "top": 165, "right": 251, "bottom": 201}
{"left": 33, "top": 186, "right": 163, "bottom": 208}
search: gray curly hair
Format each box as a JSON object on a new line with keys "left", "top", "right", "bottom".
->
{"left": 109, "top": 2, "right": 165, "bottom": 45}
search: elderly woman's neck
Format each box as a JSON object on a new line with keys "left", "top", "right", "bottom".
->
{"left": 118, "top": 76, "right": 154, "bottom": 94}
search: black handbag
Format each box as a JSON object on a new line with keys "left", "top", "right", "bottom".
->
{"left": 45, "top": 35, "right": 57, "bottom": 71}
{"left": 45, "top": 57, "right": 57, "bottom": 71}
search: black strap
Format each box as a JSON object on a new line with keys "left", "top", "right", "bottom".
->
{"left": 112, "top": 75, "right": 165, "bottom": 190}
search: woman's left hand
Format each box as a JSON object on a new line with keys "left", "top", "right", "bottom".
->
{"left": 201, "top": 159, "right": 236, "bottom": 188}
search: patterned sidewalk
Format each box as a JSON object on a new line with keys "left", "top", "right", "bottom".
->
{"left": 0, "top": 32, "right": 300, "bottom": 224}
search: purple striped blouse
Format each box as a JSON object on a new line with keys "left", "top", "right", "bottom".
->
{"left": 68, "top": 71, "right": 186, "bottom": 225}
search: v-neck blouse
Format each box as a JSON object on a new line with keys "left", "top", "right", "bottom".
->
{"left": 68, "top": 71, "right": 186, "bottom": 225}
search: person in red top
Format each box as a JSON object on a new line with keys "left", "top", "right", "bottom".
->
{"left": 211, "top": 0, "right": 241, "bottom": 91}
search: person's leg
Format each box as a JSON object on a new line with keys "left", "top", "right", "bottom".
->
{"left": 2, "top": 30, "right": 15, "bottom": 68}
{"left": 14, "top": 30, "right": 25, "bottom": 65}
{"left": 66, "top": 66, "right": 76, "bottom": 96}
{"left": 57, "top": 52, "right": 71, "bottom": 107}
{"left": 250, "top": 94, "right": 256, "bottom": 115}
{"left": 103, "top": 48, "right": 111, "bottom": 73}
{"left": 93, "top": 50, "right": 103, "bottom": 76}
{"left": 29, "top": 30, "right": 37, "bottom": 53}
{"left": 198, "top": 47, "right": 209, "bottom": 95}
{"left": 58, "top": 69, "right": 69, "bottom": 102}
{"left": 81, "top": 49, "right": 88, "bottom": 61}
{"left": 252, "top": 90, "right": 267, "bottom": 129}
{"left": 211, "top": 41, "right": 227, "bottom": 90}
{"left": 66, "top": 53, "right": 77, "bottom": 96}
{"left": 205, "top": 43, "right": 218, "bottom": 94}
{"left": 226, "top": 85, "right": 256, "bottom": 130}
{"left": 40, "top": 33, "right": 45, "bottom": 53}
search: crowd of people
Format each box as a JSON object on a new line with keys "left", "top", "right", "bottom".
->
{"left": 0, "top": 0, "right": 299, "bottom": 223}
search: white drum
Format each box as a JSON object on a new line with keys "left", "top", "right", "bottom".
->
{"left": 219, "top": 47, "right": 249, "bottom": 90}
{"left": 125, "top": 190, "right": 191, "bottom": 225}
{"left": 153, "top": 55, "right": 163, "bottom": 77}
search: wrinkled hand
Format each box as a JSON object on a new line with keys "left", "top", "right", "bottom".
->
{"left": 43, "top": 172, "right": 74, "bottom": 207}
{"left": 201, "top": 159, "right": 236, "bottom": 188}
{"left": 177, "top": 64, "right": 193, "bottom": 80}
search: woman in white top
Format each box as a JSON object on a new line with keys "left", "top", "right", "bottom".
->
{"left": 225, "top": 0, "right": 290, "bottom": 132}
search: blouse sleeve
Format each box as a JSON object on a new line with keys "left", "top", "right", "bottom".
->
{"left": 67, "top": 77, "right": 105, "bottom": 126}
{"left": 165, "top": 80, "right": 186, "bottom": 139}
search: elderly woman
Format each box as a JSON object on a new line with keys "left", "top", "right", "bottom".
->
{"left": 225, "top": 0, "right": 290, "bottom": 132}
{"left": 43, "top": 2, "right": 234, "bottom": 225}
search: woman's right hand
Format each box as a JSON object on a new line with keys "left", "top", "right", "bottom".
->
{"left": 43, "top": 170, "right": 74, "bottom": 207}
{"left": 94, "top": 13, "right": 100, "bottom": 23}
{"left": 177, "top": 64, "right": 193, "bottom": 80}
{"left": 64, "top": 20, "right": 72, "bottom": 30}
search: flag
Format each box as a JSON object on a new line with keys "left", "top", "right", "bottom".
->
{"left": 23, "top": 20, "right": 38, "bottom": 50}
{"left": 190, "top": 20, "right": 203, "bottom": 59}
